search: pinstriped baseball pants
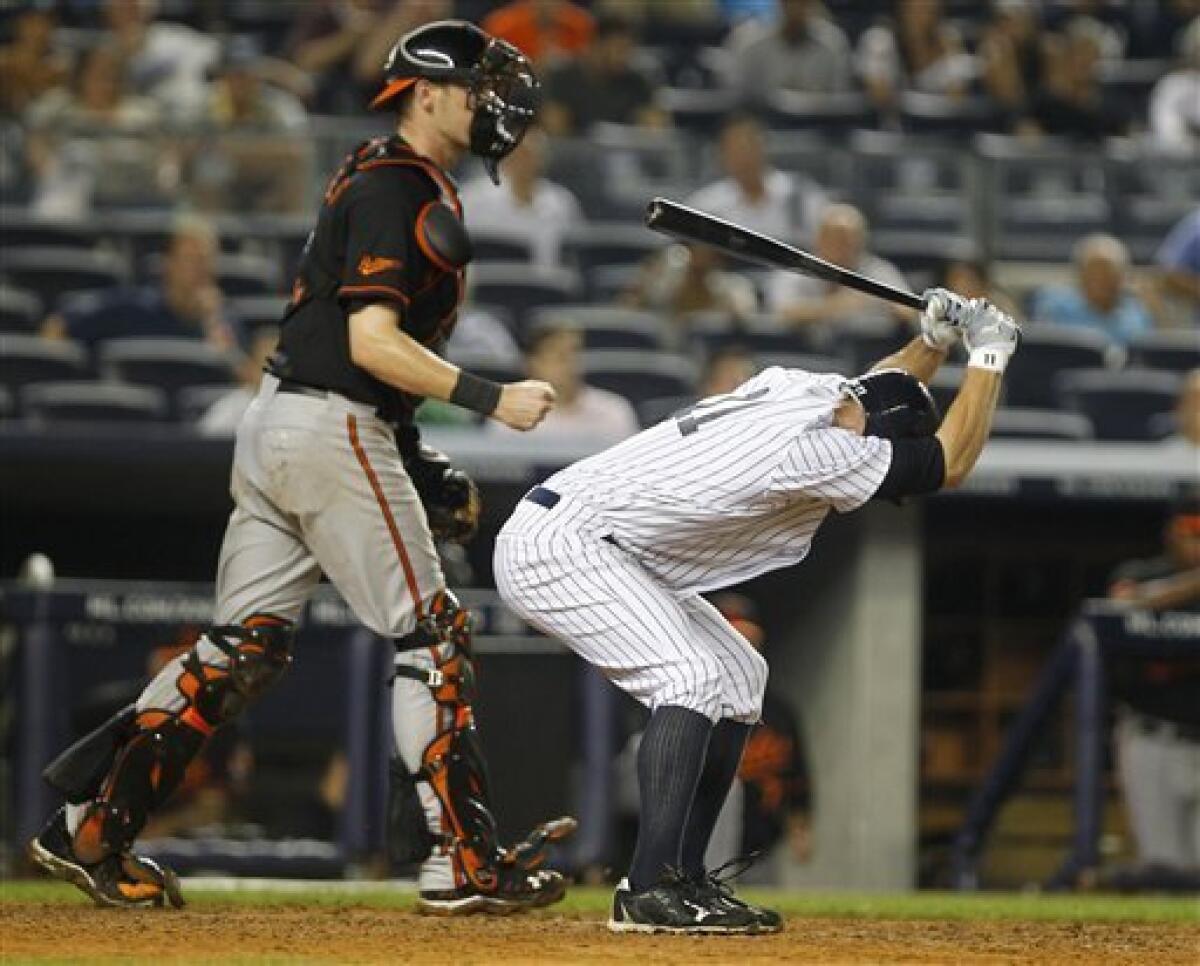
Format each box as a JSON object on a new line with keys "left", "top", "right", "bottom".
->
{"left": 494, "top": 494, "right": 768, "bottom": 724}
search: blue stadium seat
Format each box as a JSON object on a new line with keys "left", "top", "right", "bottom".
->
{"left": 834, "top": 324, "right": 913, "bottom": 374}
{"left": 686, "top": 312, "right": 825, "bottom": 358}
{"left": 898, "top": 92, "right": 1004, "bottom": 139}
{"left": 561, "top": 223, "right": 665, "bottom": 275}
{"left": 583, "top": 350, "right": 697, "bottom": 403}
{"left": 468, "top": 263, "right": 583, "bottom": 331}
{"left": 585, "top": 264, "right": 643, "bottom": 303}
{"left": 470, "top": 231, "right": 535, "bottom": 263}
{"left": 660, "top": 86, "right": 738, "bottom": 136}
{"left": 100, "top": 338, "right": 238, "bottom": 397}
{"left": 528, "top": 306, "right": 666, "bottom": 351}
{"left": 636, "top": 394, "right": 692, "bottom": 428}
{"left": 0, "top": 286, "right": 43, "bottom": 332}
{"left": 1, "top": 334, "right": 88, "bottom": 389}
{"left": 141, "top": 252, "right": 282, "bottom": 297}
{"left": 177, "top": 383, "right": 239, "bottom": 423}
{"left": 1004, "top": 324, "right": 1114, "bottom": 408}
{"left": 1055, "top": 368, "right": 1182, "bottom": 441}
{"left": 765, "top": 91, "right": 876, "bottom": 134}
{"left": 1, "top": 247, "right": 130, "bottom": 308}
{"left": 228, "top": 295, "right": 288, "bottom": 332}
{"left": 22, "top": 381, "right": 169, "bottom": 423}
{"left": 1126, "top": 330, "right": 1200, "bottom": 374}
{"left": 989, "top": 407, "right": 1094, "bottom": 441}
{"left": 0, "top": 211, "right": 102, "bottom": 250}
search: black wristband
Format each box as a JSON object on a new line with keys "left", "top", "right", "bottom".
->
{"left": 450, "top": 369, "right": 502, "bottom": 416}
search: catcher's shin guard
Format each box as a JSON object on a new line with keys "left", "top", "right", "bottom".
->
{"left": 392, "top": 591, "right": 576, "bottom": 896}
{"left": 43, "top": 616, "right": 294, "bottom": 864}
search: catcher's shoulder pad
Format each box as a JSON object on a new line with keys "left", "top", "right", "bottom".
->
{"left": 417, "top": 202, "right": 472, "bottom": 272}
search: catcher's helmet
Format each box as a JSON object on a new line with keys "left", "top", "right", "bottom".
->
{"left": 371, "top": 20, "right": 539, "bottom": 184}
{"left": 844, "top": 368, "right": 941, "bottom": 440}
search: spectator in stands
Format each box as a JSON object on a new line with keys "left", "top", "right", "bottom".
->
{"left": 1149, "top": 17, "right": 1200, "bottom": 154}
{"left": 699, "top": 345, "right": 758, "bottom": 396}
{"left": 938, "top": 257, "right": 1021, "bottom": 318}
{"left": 0, "top": 1, "right": 68, "bottom": 117}
{"left": 770, "top": 203, "right": 912, "bottom": 330}
{"left": 855, "top": 0, "right": 976, "bottom": 116}
{"left": 1107, "top": 487, "right": 1200, "bottom": 892}
{"left": 482, "top": 0, "right": 595, "bottom": 63}
{"left": 1031, "top": 234, "right": 1155, "bottom": 345}
{"left": 724, "top": 0, "right": 852, "bottom": 108}
{"left": 288, "top": 0, "right": 378, "bottom": 113}
{"left": 540, "top": 13, "right": 666, "bottom": 135}
{"left": 458, "top": 127, "right": 584, "bottom": 266}
{"left": 192, "top": 37, "right": 310, "bottom": 214}
{"left": 979, "top": 0, "right": 1044, "bottom": 119}
{"left": 353, "top": 1, "right": 453, "bottom": 108}
{"left": 622, "top": 242, "right": 758, "bottom": 336}
{"left": 198, "top": 326, "right": 280, "bottom": 435}
{"left": 1019, "top": 17, "right": 1127, "bottom": 141}
{"left": 25, "top": 42, "right": 164, "bottom": 218}
{"left": 1151, "top": 207, "right": 1200, "bottom": 329}
{"left": 686, "top": 113, "right": 827, "bottom": 246}
{"left": 1161, "top": 369, "right": 1200, "bottom": 449}
{"left": 490, "top": 323, "right": 639, "bottom": 439}
{"left": 103, "top": 0, "right": 219, "bottom": 119}
{"left": 40, "top": 215, "right": 240, "bottom": 352}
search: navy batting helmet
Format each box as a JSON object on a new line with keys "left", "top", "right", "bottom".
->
{"left": 371, "top": 20, "right": 539, "bottom": 184}
{"left": 844, "top": 369, "right": 941, "bottom": 440}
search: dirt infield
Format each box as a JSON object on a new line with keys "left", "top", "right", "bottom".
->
{"left": 4, "top": 903, "right": 1199, "bottom": 965}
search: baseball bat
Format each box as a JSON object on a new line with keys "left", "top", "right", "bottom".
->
{"left": 644, "top": 197, "right": 927, "bottom": 311}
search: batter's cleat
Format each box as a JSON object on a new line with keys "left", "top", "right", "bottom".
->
{"left": 690, "top": 871, "right": 783, "bottom": 933}
{"left": 26, "top": 807, "right": 184, "bottom": 909}
{"left": 417, "top": 867, "right": 567, "bottom": 916}
{"left": 607, "top": 872, "right": 761, "bottom": 935}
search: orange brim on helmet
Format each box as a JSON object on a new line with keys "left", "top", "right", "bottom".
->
{"left": 370, "top": 76, "right": 417, "bottom": 110}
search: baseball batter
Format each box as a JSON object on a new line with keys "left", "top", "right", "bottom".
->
{"left": 29, "top": 21, "right": 573, "bottom": 915}
{"left": 495, "top": 291, "right": 1021, "bottom": 933}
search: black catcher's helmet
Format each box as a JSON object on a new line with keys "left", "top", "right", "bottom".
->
{"left": 371, "top": 20, "right": 539, "bottom": 183}
{"left": 844, "top": 368, "right": 941, "bottom": 440}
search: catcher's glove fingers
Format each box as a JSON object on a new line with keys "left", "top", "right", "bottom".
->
{"left": 918, "top": 287, "right": 970, "bottom": 351}
{"left": 426, "top": 471, "right": 482, "bottom": 544}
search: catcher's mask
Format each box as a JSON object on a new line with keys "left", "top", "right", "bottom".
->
{"left": 843, "top": 368, "right": 941, "bottom": 440}
{"left": 371, "top": 20, "right": 539, "bottom": 184}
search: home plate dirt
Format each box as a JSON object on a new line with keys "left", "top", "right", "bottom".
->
{"left": 3, "top": 904, "right": 1199, "bottom": 965}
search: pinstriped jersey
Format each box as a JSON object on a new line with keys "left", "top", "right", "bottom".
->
{"left": 547, "top": 367, "right": 894, "bottom": 593}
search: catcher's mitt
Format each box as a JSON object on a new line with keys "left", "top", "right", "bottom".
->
{"left": 404, "top": 444, "right": 482, "bottom": 544}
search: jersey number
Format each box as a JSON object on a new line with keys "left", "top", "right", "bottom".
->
{"left": 675, "top": 387, "right": 769, "bottom": 436}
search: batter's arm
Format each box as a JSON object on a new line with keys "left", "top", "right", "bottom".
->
{"left": 869, "top": 289, "right": 973, "bottom": 383}
{"left": 933, "top": 366, "right": 1002, "bottom": 488}
{"left": 870, "top": 335, "right": 947, "bottom": 384}
{"left": 348, "top": 304, "right": 555, "bottom": 430}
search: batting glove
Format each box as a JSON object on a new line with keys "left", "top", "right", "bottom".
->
{"left": 963, "top": 299, "right": 1021, "bottom": 373}
{"left": 919, "top": 287, "right": 971, "bottom": 351}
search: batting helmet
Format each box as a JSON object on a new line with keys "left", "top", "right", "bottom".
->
{"left": 844, "top": 368, "right": 941, "bottom": 440}
{"left": 371, "top": 20, "right": 539, "bottom": 184}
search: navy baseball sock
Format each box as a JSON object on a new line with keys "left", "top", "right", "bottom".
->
{"left": 627, "top": 705, "right": 713, "bottom": 893}
{"left": 680, "top": 718, "right": 752, "bottom": 878}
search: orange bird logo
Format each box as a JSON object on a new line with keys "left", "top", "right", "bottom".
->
{"left": 358, "top": 254, "right": 403, "bottom": 276}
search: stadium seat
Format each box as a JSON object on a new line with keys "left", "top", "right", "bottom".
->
{"left": 636, "top": 394, "right": 692, "bottom": 428}
{"left": 0, "top": 383, "right": 12, "bottom": 418}
{"left": 527, "top": 306, "right": 666, "bottom": 351}
{"left": 470, "top": 231, "right": 535, "bottom": 263}
{"left": 177, "top": 382, "right": 238, "bottom": 423}
{"left": 0, "top": 211, "right": 101, "bottom": 250}
{"left": 1004, "top": 324, "right": 1114, "bottom": 408}
{"left": 1, "top": 247, "right": 130, "bottom": 308}
{"left": 21, "top": 381, "right": 169, "bottom": 423}
{"left": 927, "top": 363, "right": 967, "bottom": 414}
{"left": 229, "top": 295, "right": 289, "bottom": 332}
{"left": 99, "top": 339, "right": 238, "bottom": 397}
{"left": 1126, "top": 330, "right": 1200, "bottom": 374}
{"left": 764, "top": 91, "right": 876, "bottom": 134}
{"left": 443, "top": 350, "right": 522, "bottom": 388}
{"left": 898, "top": 92, "right": 1003, "bottom": 139}
{"left": 583, "top": 350, "right": 697, "bottom": 403}
{"left": 142, "top": 253, "right": 283, "bottom": 297}
{"left": 467, "top": 263, "right": 583, "bottom": 331}
{"left": 685, "top": 312, "right": 826, "bottom": 358}
{"left": 1, "top": 334, "right": 88, "bottom": 389}
{"left": 1055, "top": 368, "right": 1183, "bottom": 442}
{"left": 835, "top": 324, "right": 913, "bottom": 374}
{"left": 757, "top": 352, "right": 851, "bottom": 375}
{"left": 585, "top": 264, "right": 643, "bottom": 303}
{"left": 989, "top": 407, "right": 1094, "bottom": 441}
{"left": 561, "top": 223, "right": 665, "bottom": 275}
{"left": 659, "top": 86, "right": 738, "bottom": 136}
{"left": 0, "top": 286, "right": 43, "bottom": 332}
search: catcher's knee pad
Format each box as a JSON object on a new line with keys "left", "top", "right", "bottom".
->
{"left": 46, "top": 615, "right": 294, "bottom": 864}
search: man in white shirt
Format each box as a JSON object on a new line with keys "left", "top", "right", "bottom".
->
{"left": 459, "top": 128, "right": 584, "bottom": 267}
{"left": 491, "top": 324, "right": 639, "bottom": 440}
{"left": 1149, "top": 17, "right": 1200, "bottom": 154}
{"left": 770, "top": 203, "right": 912, "bottom": 329}
{"left": 686, "top": 113, "right": 827, "bottom": 248}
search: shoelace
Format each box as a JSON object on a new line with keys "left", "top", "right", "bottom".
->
{"left": 699, "top": 851, "right": 764, "bottom": 900}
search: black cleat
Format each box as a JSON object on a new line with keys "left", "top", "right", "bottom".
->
{"left": 417, "top": 867, "right": 567, "bottom": 916}
{"left": 690, "top": 871, "right": 783, "bottom": 932}
{"left": 26, "top": 807, "right": 184, "bottom": 909}
{"left": 607, "top": 871, "right": 761, "bottom": 935}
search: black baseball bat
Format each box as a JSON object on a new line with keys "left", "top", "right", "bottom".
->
{"left": 644, "top": 197, "right": 927, "bottom": 311}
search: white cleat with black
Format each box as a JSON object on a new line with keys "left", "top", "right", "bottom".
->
{"left": 607, "top": 872, "right": 761, "bottom": 935}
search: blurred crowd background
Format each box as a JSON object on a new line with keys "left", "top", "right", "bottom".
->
{"left": 2, "top": 0, "right": 1199, "bottom": 892}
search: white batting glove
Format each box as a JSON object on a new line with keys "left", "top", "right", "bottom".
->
{"left": 963, "top": 298, "right": 1021, "bottom": 373}
{"left": 919, "top": 287, "right": 971, "bottom": 351}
